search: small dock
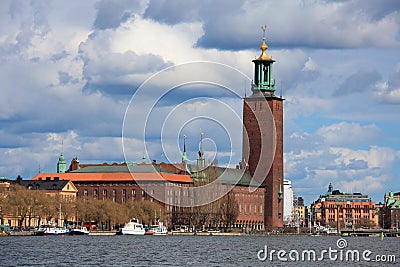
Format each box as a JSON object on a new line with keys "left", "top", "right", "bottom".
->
{"left": 88, "top": 230, "right": 117, "bottom": 236}
{"left": 341, "top": 229, "right": 399, "bottom": 237}
{"left": 170, "top": 231, "right": 244, "bottom": 236}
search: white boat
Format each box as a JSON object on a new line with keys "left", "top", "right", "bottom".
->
{"left": 145, "top": 221, "right": 168, "bottom": 235}
{"left": 323, "top": 228, "right": 338, "bottom": 235}
{"left": 121, "top": 218, "right": 145, "bottom": 235}
{"left": 36, "top": 226, "right": 70, "bottom": 236}
{"left": 69, "top": 226, "right": 89, "bottom": 235}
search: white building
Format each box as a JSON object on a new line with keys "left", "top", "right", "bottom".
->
{"left": 283, "top": 179, "right": 294, "bottom": 224}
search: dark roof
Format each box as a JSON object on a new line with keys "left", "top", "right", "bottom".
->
{"left": 332, "top": 190, "right": 342, "bottom": 195}
{"left": 15, "top": 179, "right": 70, "bottom": 191}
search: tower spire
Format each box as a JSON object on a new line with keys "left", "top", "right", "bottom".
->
{"left": 198, "top": 129, "right": 204, "bottom": 159}
{"left": 182, "top": 134, "right": 191, "bottom": 175}
{"left": 182, "top": 134, "right": 187, "bottom": 162}
{"left": 252, "top": 25, "right": 276, "bottom": 95}
{"left": 257, "top": 25, "right": 272, "bottom": 61}
{"left": 141, "top": 142, "right": 147, "bottom": 164}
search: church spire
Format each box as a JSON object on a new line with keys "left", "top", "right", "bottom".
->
{"left": 182, "top": 134, "right": 191, "bottom": 175}
{"left": 182, "top": 134, "right": 188, "bottom": 162}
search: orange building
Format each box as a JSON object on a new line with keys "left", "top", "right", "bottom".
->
{"left": 311, "top": 183, "right": 378, "bottom": 229}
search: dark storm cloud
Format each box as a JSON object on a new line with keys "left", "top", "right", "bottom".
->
{"left": 143, "top": 0, "right": 400, "bottom": 51}
{"left": 333, "top": 70, "right": 382, "bottom": 96}
{"left": 143, "top": 0, "right": 201, "bottom": 24}
{"left": 348, "top": 0, "right": 400, "bottom": 21}
{"left": 83, "top": 83, "right": 138, "bottom": 96}
{"left": 93, "top": 0, "right": 142, "bottom": 30}
{"left": 153, "top": 83, "right": 240, "bottom": 107}
{"left": 81, "top": 50, "right": 172, "bottom": 95}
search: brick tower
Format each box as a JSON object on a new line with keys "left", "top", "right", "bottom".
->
{"left": 242, "top": 26, "right": 284, "bottom": 228}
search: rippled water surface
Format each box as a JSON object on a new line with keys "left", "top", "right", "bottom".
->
{"left": 0, "top": 235, "right": 399, "bottom": 266}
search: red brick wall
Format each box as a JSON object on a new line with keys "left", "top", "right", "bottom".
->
{"left": 233, "top": 186, "right": 265, "bottom": 228}
{"left": 243, "top": 96, "right": 284, "bottom": 227}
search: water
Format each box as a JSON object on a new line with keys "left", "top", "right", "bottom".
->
{"left": 0, "top": 235, "right": 399, "bottom": 266}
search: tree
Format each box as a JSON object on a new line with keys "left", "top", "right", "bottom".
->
{"left": 356, "top": 218, "right": 376, "bottom": 229}
{"left": 7, "top": 185, "right": 33, "bottom": 228}
{"left": 220, "top": 191, "right": 238, "bottom": 230}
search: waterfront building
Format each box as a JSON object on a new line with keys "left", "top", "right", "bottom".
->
{"left": 283, "top": 180, "right": 294, "bottom": 224}
{"left": 25, "top": 27, "right": 285, "bottom": 231}
{"left": 292, "top": 197, "right": 306, "bottom": 227}
{"left": 384, "top": 191, "right": 400, "bottom": 203}
{"left": 380, "top": 191, "right": 400, "bottom": 229}
{"left": 311, "top": 183, "right": 378, "bottom": 228}
{"left": 203, "top": 166, "right": 265, "bottom": 231}
{"left": 15, "top": 175, "right": 77, "bottom": 200}
{"left": 32, "top": 158, "right": 192, "bottom": 226}
{"left": 242, "top": 26, "right": 284, "bottom": 227}
{"left": 0, "top": 175, "right": 78, "bottom": 228}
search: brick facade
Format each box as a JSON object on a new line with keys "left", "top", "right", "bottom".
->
{"left": 243, "top": 96, "right": 284, "bottom": 228}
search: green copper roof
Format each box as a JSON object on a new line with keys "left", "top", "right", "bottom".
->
{"left": 58, "top": 153, "right": 66, "bottom": 163}
{"left": 57, "top": 153, "right": 66, "bottom": 173}
{"left": 391, "top": 199, "right": 400, "bottom": 209}
{"left": 190, "top": 166, "right": 258, "bottom": 187}
{"left": 70, "top": 165, "right": 171, "bottom": 173}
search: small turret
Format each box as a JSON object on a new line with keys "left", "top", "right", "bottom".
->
{"left": 327, "top": 182, "right": 333, "bottom": 195}
{"left": 57, "top": 153, "right": 66, "bottom": 173}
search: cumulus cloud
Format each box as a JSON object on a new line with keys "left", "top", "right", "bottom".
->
{"left": 286, "top": 145, "right": 398, "bottom": 203}
{"left": 81, "top": 49, "right": 173, "bottom": 94}
{"left": 316, "top": 122, "right": 382, "bottom": 147}
{"left": 0, "top": 0, "right": 399, "bottom": 206}
{"left": 193, "top": 0, "right": 400, "bottom": 50}
{"left": 375, "top": 65, "right": 400, "bottom": 104}
{"left": 333, "top": 70, "right": 382, "bottom": 96}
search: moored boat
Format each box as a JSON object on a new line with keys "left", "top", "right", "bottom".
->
{"left": 145, "top": 220, "right": 168, "bottom": 235}
{"left": 121, "top": 218, "right": 145, "bottom": 235}
{"left": 69, "top": 226, "right": 89, "bottom": 235}
{"left": 35, "top": 226, "right": 70, "bottom": 236}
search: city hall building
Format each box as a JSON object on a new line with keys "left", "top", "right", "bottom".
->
{"left": 31, "top": 30, "right": 285, "bottom": 230}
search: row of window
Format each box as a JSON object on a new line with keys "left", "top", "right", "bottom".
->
{"left": 82, "top": 189, "right": 146, "bottom": 197}
{"left": 239, "top": 204, "right": 263, "bottom": 215}
{"left": 234, "top": 193, "right": 264, "bottom": 198}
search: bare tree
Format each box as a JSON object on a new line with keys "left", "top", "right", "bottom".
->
{"left": 220, "top": 191, "right": 238, "bottom": 230}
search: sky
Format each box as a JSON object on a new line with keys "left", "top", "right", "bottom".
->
{"left": 0, "top": 0, "right": 399, "bottom": 205}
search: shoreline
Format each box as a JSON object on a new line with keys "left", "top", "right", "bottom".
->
{"left": 4, "top": 229, "right": 399, "bottom": 237}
